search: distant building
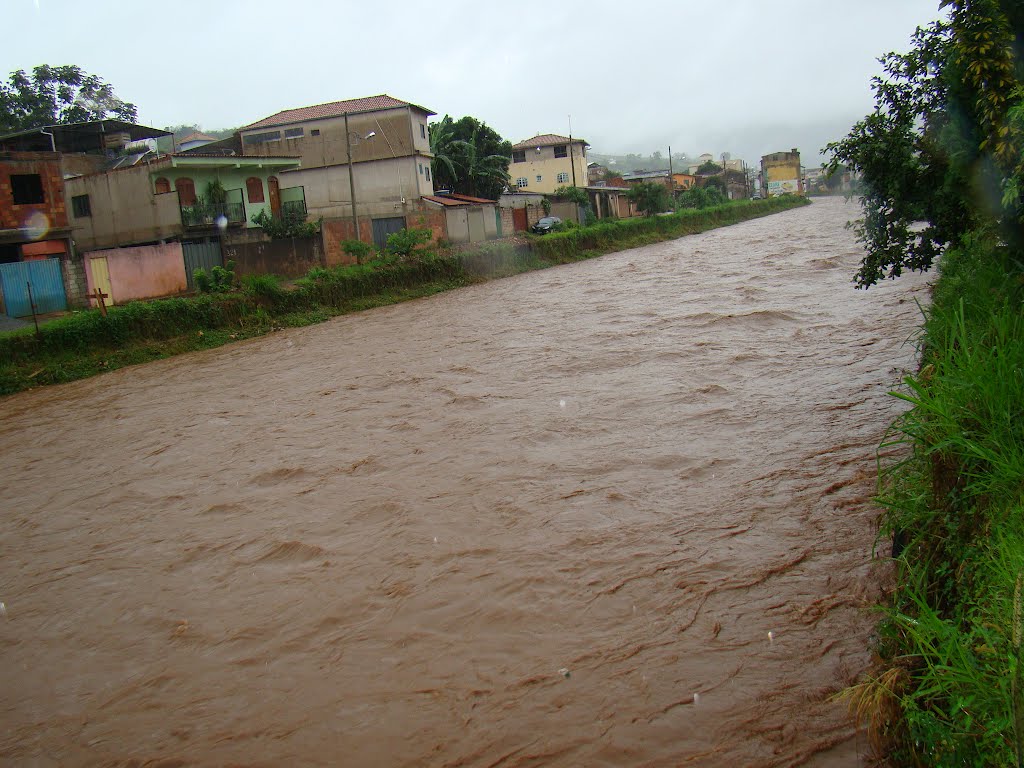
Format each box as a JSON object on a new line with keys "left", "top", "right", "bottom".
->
{"left": 510, "top": 134, "right": 588, "bottom": 194}
{"left": 760, "top": 148, "right": 803, "bottom": 197}
{"left": 175, "top": 132, "right": 218, "bottom": 153}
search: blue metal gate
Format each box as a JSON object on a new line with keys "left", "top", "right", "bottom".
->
{"left": 371, "top": 217, "right": 407, "bottom": 250}
{"left": 182, "top": 239, "right": 224, "bottom": 291}
{"left": 0, "top": 259, "right": 67, "bottom": 317}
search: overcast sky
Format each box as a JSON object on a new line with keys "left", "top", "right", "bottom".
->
{"left": 4, "top": 0, "right": 945, "bottom": 165}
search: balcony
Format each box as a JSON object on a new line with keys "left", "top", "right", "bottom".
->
{"left": 181, "top": 201, "right": 245, "bottom": 228}
{"left": 280, "top": 199, "right": 307, "bottom": 218}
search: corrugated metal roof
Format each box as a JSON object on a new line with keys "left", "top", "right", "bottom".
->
{"left": 241, "top": 95, "right": 434, "bottom": 131}
{"left": 423, "top": 192, "right": 496, "bottom": 207}
{"left": 512, "top": 133, "right": 588, "bottom": 150}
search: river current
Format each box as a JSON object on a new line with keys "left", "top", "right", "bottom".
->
{"left": 0, "top": 197, "right": 931, "bottom": 766}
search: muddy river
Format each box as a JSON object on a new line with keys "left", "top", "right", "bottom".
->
{"left": 0, "top": 197, "right": 931, "bottom": 766}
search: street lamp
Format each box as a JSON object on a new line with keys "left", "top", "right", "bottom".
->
{"left": 344, "top": 111, "right": 376, "bottom": 241}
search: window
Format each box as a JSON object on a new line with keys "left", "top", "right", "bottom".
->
{"left": 425, "top": 167, "right": 431, "bottom": 181}
{"left": 554, "top": 145, "right": 568, "bottom": 158}
{"left": 154, "top": 177, "right": 171, "bottom": 194}
{"left": 418, "top": 163, "right": 423, "bottom": 175}
{"left": 512, "top": 150, "right": 526, "bottom": 163}
{"left": 246, "top": 177, "right": 265, "bottom": 204}
{"left": 283, "top": 127, "right": 304, "bottom": 139}
{"left": 311, "top": 129, "right": 321, "bottom": 136}
{"left": 557, "top": 172, "right": 569, "bottom": 184}
{"left": 536, "top": 175, "right": 542, "bottom": 183}
{"left": 11, "top": 174, "right": 44, "bottom": 204}
{"left": 72, "top": 194, "right": 91, "bottom": 217}
{"left": 175, "top": 177, "right": 197, "bottom": 207}
{"left": 516, "top": 177, "right": 528, "bottom": 188}
{"left": 420, "top": 124, "right": 426, "bottom": 139}
{"left": 243, "top": 130, "right": 282, "bottom": 144}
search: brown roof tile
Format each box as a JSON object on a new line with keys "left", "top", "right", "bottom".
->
{"left": 512, "top": 133, "right": 588, "bottom": 150}
{"left": 242, "top": 94, "right": 434, "bottom": 131}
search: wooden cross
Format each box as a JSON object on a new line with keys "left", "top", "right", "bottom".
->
{"left": 90, "top": 288, "right": 109, "bottom": 316}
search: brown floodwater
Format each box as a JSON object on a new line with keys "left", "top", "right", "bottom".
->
{"left": 0, "top": 197, "right": 931, "bottom": 767}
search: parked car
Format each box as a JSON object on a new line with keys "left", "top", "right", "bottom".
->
{"left": 531, "top": 216, "right": 562, "bottom": 234}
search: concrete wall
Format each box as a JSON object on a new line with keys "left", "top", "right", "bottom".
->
{"left": 61, "top": 252, "right": 88, "bottom": 307}
{"left": 509, "top": 142, "right": 588, "bottom": 194}
{"left": 321, "top": 207, "right": 447, "bottom": 265}
{"left": 66, "top": 165, "right": 182, "bottom": 251}
{"left": 86, "top": 242, "right": 187, "bottom": 304}
{"left": 241, "top": 107, "right": 432, "bottom": 172}
{"left": 282, "top": 156, "right": 425, "bottom": 220}
{"left": 0, "top": 152, "right": 68, "bottom": 232}
{"left": 224, "top": 237, "right": 322, "bottom": 279}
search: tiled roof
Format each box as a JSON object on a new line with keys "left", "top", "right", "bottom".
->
{"left": 242, "top": 95, "right": 434, "bottom": 131}
{"left": 178, "top": 132, "right": 217, "bottom": 143}
{"left": 512, "top": 133, "right": 588, "bottom": 149}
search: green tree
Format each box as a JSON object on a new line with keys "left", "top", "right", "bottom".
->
{"left": 428, "top": 115, "right": 512, "bottom": 199}
{"left": 696, "top": 160, "right": 721, "bottom": 175}
{"left": 0, "top": 65, "right": 137, "bottom": 133}
{"left": 627, "top": 182, "right": 671, "bottom": 216}
{"left": 826, "top": 0, "right": 1024, "bottom": 287}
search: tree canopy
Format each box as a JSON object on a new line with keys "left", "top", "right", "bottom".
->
{"left": 0, "top": 65, "right": 138, "bottom": 134}
{"left": 826, "top": 0, "right": 1024, "bottom": 287}
{"left": 627, "top": 182, "right": 671, "bottom": 216}
{"left": 429, "top": 115, "right": 512, "bottom": 200}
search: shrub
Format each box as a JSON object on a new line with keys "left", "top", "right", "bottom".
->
{"left": 386, "top": 227, "right": 432, "bottom": 259}
{"left": 341, "top": 239, "right": 373, "bottom": 265}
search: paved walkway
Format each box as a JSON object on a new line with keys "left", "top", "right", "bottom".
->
{"left": 0, "top": 315, "right": 28, "bottom": 332}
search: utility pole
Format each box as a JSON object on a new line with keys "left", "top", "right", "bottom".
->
{"left": 568, "top": 114, "right": 577, "bottom": 187}
{"left": 345, "top": 111, "right": 359, "bottom": 241}
{"left": 668, "top": 145, "right": 673, "bottom": 192}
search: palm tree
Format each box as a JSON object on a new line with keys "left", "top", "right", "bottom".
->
{"left": 452, "top": 125, "right": 511, "bottom": 199}
{"left": 428, "top": 116, "right": 459, "bottom": 192}
{"left": 428, "top": 115, "right": 512, "bottom": 200}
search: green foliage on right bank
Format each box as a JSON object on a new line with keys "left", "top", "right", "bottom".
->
{"left": 830, "top": 1, "right": 1024, "bottom": 764}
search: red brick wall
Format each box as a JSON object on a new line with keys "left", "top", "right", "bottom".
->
{"left": 0, "top": 152, "right": 68, "bottom": 231}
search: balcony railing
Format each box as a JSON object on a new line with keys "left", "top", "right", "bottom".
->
{"left": 280, "top": 199, "right": 307, "bottom": 218}
{"left": 181, "top": 201, "right": 245, "bottom": 228}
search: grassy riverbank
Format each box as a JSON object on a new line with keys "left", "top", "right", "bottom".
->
{"left": 850, "top": 235, "right": 1024, "bottom": 765}
{"left": 0, "top": 196, "right": 808, "bottom": 396}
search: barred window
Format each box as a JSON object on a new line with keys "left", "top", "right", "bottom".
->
{"left": 512, "top": 150, "right": 526, "bottom": 163}
{"left": 557, "top": 172, "right": 569, "bottom": 183}
{"left": 72, "top": 194, "right": 91, "bottom": 217}
{"left": 554, "top": 145, "right": 568, "bottom": 158}
{"left": 516, "top": 177, "right": 528, "bottom": 188}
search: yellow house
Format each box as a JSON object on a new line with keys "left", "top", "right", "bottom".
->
{"left": 510, "top": 134, "right": 589, "bottom": 194}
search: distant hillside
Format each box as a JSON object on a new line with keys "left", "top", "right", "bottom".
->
{"left": 589, "top": 151, "right": 696, "bottom": 174}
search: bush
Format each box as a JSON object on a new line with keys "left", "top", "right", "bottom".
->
{"left": 385, "top": 227, "right": 432, "bottom": 259}
{"left": 341, "top": 239, "right": 373, "bottom": 265}
{"left": 194, "top": 260, "right": 236, "bottom": 293}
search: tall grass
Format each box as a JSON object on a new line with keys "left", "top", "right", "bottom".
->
{"left": 859, "top": 233, "right": 1024, "bottom": 765}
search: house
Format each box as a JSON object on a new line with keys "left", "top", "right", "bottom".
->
{"left": 422, "top": 192, "right": 501, "bottom": 243}
{"left": 622, "top": 169, "right": 674, "bottom": 188}
{"left": 0, "top": 151, "right": 76, "bottom": 317}
{"left": 760, "top": 148, "right": 803, "bottom": 196}
{"left": 585, "top": 186, "right": 636, "bottom": 219}
{"left": 673, "top": 173, "right": 696, "bottom": 190}
{"left": 498, "top": 191, "right": 547, "bottom": 232}
{"left": 237, "top": 94, "right": 437, "bottom": 252}
{"left": 0, "top": 120, "right": 171, "bottom": 317}
{"left": 587, "top": 163, "right": 607, "bottom": 184}
{"left": 175, "top": 131, "right": 218, "bottom": 153}
{"left": 64, "top": 152, "right": 305, "bottom": 299}
{"left": 509, "top": 134, "right": 588, "bottom": 195}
